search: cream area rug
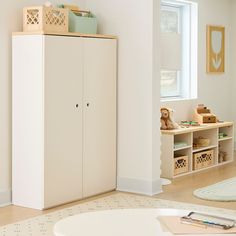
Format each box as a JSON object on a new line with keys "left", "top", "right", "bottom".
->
{"left": 1, "top": 192, "right": 236, "bottom": 236}
{"left": 194, "top": 177, "right": 236, "bottom": 201}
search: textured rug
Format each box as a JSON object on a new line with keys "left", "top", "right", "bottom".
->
{"left": 1, "top": 192, "right": 236, "bottom": 236}
{"left": 194, "top": 177, "right": 236, "bottom": 201}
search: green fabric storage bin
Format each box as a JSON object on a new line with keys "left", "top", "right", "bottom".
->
{"left": 69, "top": 11, "right": 97, "bottom": 34}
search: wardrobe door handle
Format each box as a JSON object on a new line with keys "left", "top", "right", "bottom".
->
{"left": 86, "top": 103, "right": 90, "bottom": 107}
{"left": 75, "top": 104, "right": 79, "bottom": 108}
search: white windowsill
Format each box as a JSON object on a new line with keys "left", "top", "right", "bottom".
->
{"left": 161, "top": 97, "right": 197, "bottom": 102}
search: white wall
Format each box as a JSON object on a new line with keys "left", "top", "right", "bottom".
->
{"left": 162, "top": 0, "right": 233, "bottom": 125}
{"left": 85, "top": 0, "right": 162, "bottom": 195}
{"left": 231, "top": 0, "right": 236, "bottom": 144}
{"left": 0, "top": 0, "right": 85, "bottom": 206}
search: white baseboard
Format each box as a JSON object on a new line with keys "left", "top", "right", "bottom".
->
{"left": 0, "top": 189, "right": 12, "bottom": 207}
{"left": 117, "top": 177, "right": 162, "bottom": 196}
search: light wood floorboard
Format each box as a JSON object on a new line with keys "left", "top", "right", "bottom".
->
{"left": 157, "top": 159, "right": 236, "bottom": 210}
{"left": 0, "top": 192, "right": 117, "bottom": 227}
{"left": 1, "top": 157, "right": 235, "bottom": 226}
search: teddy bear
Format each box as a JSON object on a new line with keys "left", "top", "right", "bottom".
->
{"left": 160, "top": 107, "right": 179, "bottom": 130}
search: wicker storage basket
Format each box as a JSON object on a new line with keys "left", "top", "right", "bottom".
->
{"left": 174, "top": 155, "right": 189, "bottom": 176}
{"left": 193, "top": 149, "right": 214, "bottom": 170}
{"left": 23, "top": 6, "right": 68, "bottom": 32}
{"left": 193, "top": 137, "right": 210, "bottom": 147}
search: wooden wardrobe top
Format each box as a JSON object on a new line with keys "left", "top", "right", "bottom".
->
{"left": 12, "top": 31, "right": 117, "bottom": 39}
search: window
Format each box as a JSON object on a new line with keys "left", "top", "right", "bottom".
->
{"left": 161, "top": 70, "right": 180, "bottom": 97}
{"left": 160, "top": 0, "right": 198, "bottom": 100}
{"left": 161, "top": 3, "right": 181, "bottom": 98}
{"left": 161, "top": 4, "right": 180, "bottom": 34}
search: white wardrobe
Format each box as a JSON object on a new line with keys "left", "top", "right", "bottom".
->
{"left": 12, "top": 33, "right": 117, "bottom": 210}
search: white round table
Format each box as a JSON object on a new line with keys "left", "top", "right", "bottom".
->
{"left": 54, "top": 208, "right": 236, "bottom": 236}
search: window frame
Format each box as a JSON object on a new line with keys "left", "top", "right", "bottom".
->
{"left": 160, "top": 0, "right": 198, "bottom": 101}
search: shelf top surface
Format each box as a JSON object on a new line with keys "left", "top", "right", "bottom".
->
{"left": 12, "top": 31, "right": 117, "bottom": 39}
{"left": 161, "top": 121, "right": 233, "bottom": 135}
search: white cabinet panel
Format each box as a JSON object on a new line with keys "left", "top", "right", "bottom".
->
{"left": 12, "top": 35, "right": 44, "bottom": 210}
{"left": 44, "top": 36, "right": 83, "bottom": 207}
{"left": 83, "top": 38, "right": 117, "bottom": 197}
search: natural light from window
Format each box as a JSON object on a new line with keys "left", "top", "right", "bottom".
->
{"left": 160, "top": 0, "right": 198, "bottom": 101}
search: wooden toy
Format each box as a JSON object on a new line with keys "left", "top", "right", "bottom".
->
{"left": 193, "top": 104, "right": 217, "bottom": 124}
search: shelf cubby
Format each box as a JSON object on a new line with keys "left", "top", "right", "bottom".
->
{"left": 219, "top": 125, "right": 234, "bottom": 141}
{"left": 174, "top": 148, "right": 192, "bottom": 174}
{"left": 193, "top": 128, "right": 218, "bottom": 147}
{"left": 218, "top": 139, "right": 233, "bottom": 164}
{"left": 174, "top": 133, "right": 192, "bottom": 148}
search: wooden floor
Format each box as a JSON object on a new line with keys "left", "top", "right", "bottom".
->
{"left": 0, "top": 191, "right": 117, "bottom": 227}
{"left": 0, "top": 158, "right": 236, "bottom": 227}
{"left": 157, "top": 159, "right": 236, "bottom": 210}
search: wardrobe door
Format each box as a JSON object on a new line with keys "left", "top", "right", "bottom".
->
{"left": 83, "top": 38, "right": 117, "bottom": 197}
{"left": 44, "top": 36, "right": 83, "bottom": 208}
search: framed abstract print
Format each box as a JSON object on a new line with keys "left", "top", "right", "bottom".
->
{"left": 206, "top": 25, "right": 225, "bottom": 73}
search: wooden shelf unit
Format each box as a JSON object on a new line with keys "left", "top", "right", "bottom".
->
{"left": 161, "top": 122, "right": 234, "bottom": 179}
